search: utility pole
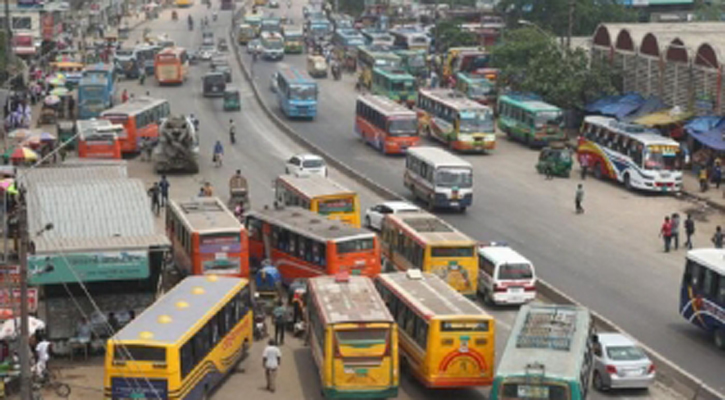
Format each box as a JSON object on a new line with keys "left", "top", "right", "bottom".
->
{"left": 18, "top": 200, "right": 30, "bottom": 400}
{"left": 566, "top": 0, "right": 575, "bottom": 49}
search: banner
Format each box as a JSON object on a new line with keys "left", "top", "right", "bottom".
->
{"left": 28, "top": 251, "right": 149, "bottom": 285}
{"left": 0, "top": 288, "right": 39, "bottom": 319}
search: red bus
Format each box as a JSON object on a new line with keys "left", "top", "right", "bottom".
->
{"left": 77, "top": 122, "right": 122, "bottom": 159}
{"left": 101, "top": 96, "right": 170, "bottom": 153}
{"left": 154, "top": 47, "right": 189, "bottom": 85}
{"left": 245, "top": 206, "right": 381, "bottom": 284}
{"left": 166, "top": 197, "right": 249, "bottom": 278}
{"left": 355, "top": 94, "right": 420, "bottom": 155}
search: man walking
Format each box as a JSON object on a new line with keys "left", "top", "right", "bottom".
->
{"left": 580, "top": 154, "right": 588, "bottom": 180}
{"left": 575, "top": 184, "right": 584, "bottom": 214}
{"left": 671, "top": 213, "right": 680, "bottom": 250}
{"left": 262, "top": 339, "right": 281, "bottom": 393}
{"left": 272, "top": 301, "right": 287, "bottom": 345}
{"left": 712, "top": 226, "right": 724, "bottom": 249}
{"left": 159, "top": 175, "right": 170, "bottom": 206}
{"left": 148, "top": 182, "right": 161, "bottom": 216}
{"left": 684, "top": 213, "right": 695, "bottom": 249}
{"left": 660, "top": 216, "right": 672, "bottom": 253}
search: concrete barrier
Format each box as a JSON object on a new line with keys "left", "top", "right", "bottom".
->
{"left": 228, "top": 24, "right": 725, "bottom": 400}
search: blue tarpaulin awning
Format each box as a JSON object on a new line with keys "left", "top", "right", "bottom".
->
{"left": 585, "top": 93, "right": 646, "bottom": 120}
{"left": 623, "top": 97, "right": 668, "bottom": 122}
{"left": 686, "top": 116, "right": 725, "bottom": 151}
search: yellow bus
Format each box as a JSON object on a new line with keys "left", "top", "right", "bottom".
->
{"left": 103, "top": 275, "right": 253, "bottom": 400}
{"left": 307, "top": 274, "right": 399, "bottom": 399}
{"left": 175, "top": 0, "right": 194, "bottom": 7}
{"left": 374, "top": 270, "right": 495, "bottom": 388}
{"left": 380, "top": 210, "right": 478, "bottom": 297}
{"left": 275, "top": 174, "right": 362, "bottom": 228}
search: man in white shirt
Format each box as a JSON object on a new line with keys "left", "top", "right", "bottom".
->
{"left": 33, "top": 336, "right": 51, "bottom": 379}
{"left": 262, "top": 339, "right": 282, "bottom": 392}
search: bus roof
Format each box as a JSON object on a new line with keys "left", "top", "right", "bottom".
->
{"left": 358, "top": 45, "right": 400, "bottom": 60}
{"left": 247, "top": 206, "right": 374, "bottom": 242}
{"left": 79, "top": 75, "right": 108, "bottom": 86}
{"left": 76, "top": 119, "right": 114, "bottom": 135}
{"left": 357, "top": 94, "right": 417, "bottom": 118}
{"left": 687, "top": 248, "right": 725, "bottom": 275}
{"left": 497, "top": 304, "right": 591, "bottom": 379}
{"left": 377, "top": 271, "right": 487, "bottom": 318}
{"left": 101, "top": 96, "right": 168, "bottom": 117}
{"left": 499, "top": 94, "right": 561, "bottom": 112}
{"left": 373, "top": 66, "right": 415, "bottom": 79}
{"left": 386, "top": 211, "right": 476, "bottom": 246}
{"left": 419, "top": 88, "right": 489, "bottom": 111}
{"left": 157, "top": 47, "right": 186, "bottom": 57}
{"left": 276, "top": 174, "right": 354, "bottom": 199}
{"left": 309, "top": 275, "right": 393, "bottom": 325}
{"left": 406, "top": 146, "right": 473, "bottom": 169}
{"left": 168, "top": 197, "right": 242, "bottom": 233}
{"left": 112, "top": 275, "right": 246, "bottom": 344}
{"left": 278, "top": 65, "right": 315, "bottom": 85}
{"left": 584, "top": 115, "right": 679, "bottom": 146}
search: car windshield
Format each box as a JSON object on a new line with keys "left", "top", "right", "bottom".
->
{"left": 498, "top": 263, "right": 533, "bottom": 280}
{"left": 535, "top": 111, "right": 563, "bottom": 128}
{"left": 459, "top": 109, "right": 494, "bottom": 133}
{"left": 435, "top": 167, "right": 472, "bottom": 188}
{"left": 606, "top": 345, "right": 646, "bottom": 361}
{"left": 644, "top": 148, "right": 680, "bottom": 171}
{"left": 302, "top": 159, "right": 324, "bottom": 168}
{"left": 290, "top": 84, "right": 317, "bottom": 100}
{"left": 388, "top": 118, "right": 417, "bottom": 137}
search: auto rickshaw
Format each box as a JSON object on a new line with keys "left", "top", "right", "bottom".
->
{"left": 536, "top": 141, "right": 573, "bottom": 178}
{"left": 56, "top": 121, "right": 76, "bottom": 149}
{"left": 223, "top": 87, "right": 241, "bottom": 111}
{"left": 307, "top": 54, "right": 327, "bottom": 78}
{"left": 228, "top": 172, "right": 250, "bottom": 210}
{"left": 172, "top": 10, "right": 178, "bottom": 20}
{"left": 255, "top": 264, "right": 283, "bottom": 314}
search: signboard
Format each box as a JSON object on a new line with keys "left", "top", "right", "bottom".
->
{"left": 16, "top": 0, "right": 41, "bottom": 7}
{"left": 0, "top": 288, "right": 39, "bottom": 318}
{"left": 0, "top": 265, "right": 20, "bottom": 284}
{"left": 200, "top": 234, "right": 241, "bottom": 254}
{"left": 111, "top": 378, "right": 168, "bottom": 400}
{"left": 28, "top": 251, "right": 149, "bottom": 285}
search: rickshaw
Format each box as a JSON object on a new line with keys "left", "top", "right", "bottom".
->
{"left": 217, "top": 38, "right": 229, "bottom": 53}
{"left": 119, "top": 24, "right": 130, "bottom": 40}
{"left": 223, "top": 87, "right": 241, "bottom": 111}
{"left": 56, "top": 121, "right": 76, "bottom": 149}
{"left": 536, "top": 141, "right": 573, "bottom": 178}
{"left": 255, "top": 264, "right": 283, "bottom": 313}
{"left": 38, "top": 104, "right": 58, "bottom": 126}
{"left": 228, "top": 172, "right": 250, "bottom": 210}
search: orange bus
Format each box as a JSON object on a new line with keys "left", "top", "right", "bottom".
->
{"left": 166, "top": 197, "right": 249, "bottom": 278}
{"left": 355, "top": 94, "right": 420, "bottom": 155}
{"left": 76, "top": 120, "right": 122, "bottom": 159}
{"left": 245, "top": 206, "right": 381, "bottom": 284}
{"left": 100, "top": 97, "right": 170, "bottom": 153}
{"left": 154, "top": 47, "right": 189, "bottom": 85}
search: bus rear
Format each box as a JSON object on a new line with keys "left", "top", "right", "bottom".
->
{"left": 194, "top": 229, "right": 249, "bottom": 277}
{"left": 331, "top": 235, "right": 381, "bottom": 277}
{"left": 314, "top": 194, "right": 361, "bottom": 227}
{"left": 426, "top": 243, "right": 479, "bottom": 297}
{"left": 282, "top": 82, "right": 318, "bottom": 118}
{"left": 426, "top": 317, "right": 495, "bottom": 387}
{"left": 104, "top": 341, "right": 172, "bottom": 400}
{"left": 155, "top": 52, "right": 185, "bottom": 85}
{"left": 78, "top": 80, "right": 110, "bottom": 119}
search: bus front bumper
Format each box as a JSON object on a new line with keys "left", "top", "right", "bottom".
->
{"left": 452, "top": 138, "right": 495, "bottom": 152}
{"left": 434, "top": 193, "right": 472, "bottom": 209}
{"left": 322, "top": 387, "right": 398, "bottom": 399}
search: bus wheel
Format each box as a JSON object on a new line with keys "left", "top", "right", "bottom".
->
{"left": 623, "top": 174, "right": 633, "bottom": 191}
{"left": 593, "top": 163, "right": 603, "bottom": 180}
{"left": 365, "top": 216, "right": 372, "bottom": 229}
{"left": 715, "top": 328, "right": 725, "bottom": 350}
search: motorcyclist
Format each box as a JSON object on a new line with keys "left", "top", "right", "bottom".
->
{"left": 213, "top": 140, "right": 224, "bottom": 166}
{"left": 229, "top": 119, "right": 236, "bottom": 144}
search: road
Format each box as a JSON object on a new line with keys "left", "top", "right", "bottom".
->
{"left": 236, "top": 0, "right": 725, "bottom": 394}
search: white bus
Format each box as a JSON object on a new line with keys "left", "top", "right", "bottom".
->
{"left": 390, "top": 28, "right": 430, "bottom": 51}
{"left": 260, "top": 31, "right": 285, "bottom": 61}
{"left": 404, "top": 146, "right": 473, "bottom": 212}
{"left": 577, "top": 115, "right": 683, "bottom": 192}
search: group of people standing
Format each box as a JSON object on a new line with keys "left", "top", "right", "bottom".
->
{"left": 659, "top": 213, "right": 699, "bottom": 252}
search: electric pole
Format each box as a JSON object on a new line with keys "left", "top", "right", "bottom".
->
{"left": 18, "top": 200, "right": 30, "bottom": 400}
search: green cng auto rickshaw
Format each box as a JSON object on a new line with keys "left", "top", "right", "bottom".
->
{"left": 223, "top": 87, "right": 241, "bottom": 111}
{"left": 536, "top": 142, "right": 573, "bottom": 177}
{"left": 56, "top": 121, "right": 76, "bottom": 149}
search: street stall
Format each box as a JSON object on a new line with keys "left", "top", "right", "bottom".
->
{"left": 633, "top": 108, "right": 693, "bottom": 140}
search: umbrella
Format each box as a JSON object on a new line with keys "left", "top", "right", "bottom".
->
{"left": 0, "top": 317, "right": 46, "bottom": 340}
{"left": 44, "top": 95, "right": 61, "bottom": 106}
{"left": 8, "top": 129, "right": 33, "bottom": 139}
{"left": 0, "top": 178, "right": 13, "bottom": 190}
{"left": 40, "top": 132, "right": 56, "bottom": 141}
{"left": 10, "top": 147, "right": 38, "bottom": 162}
{"left": 50, "top": 87, "right": 69, "bottom": 97}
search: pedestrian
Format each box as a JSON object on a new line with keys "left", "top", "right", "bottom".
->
{"left": 699, "top": 165, "right": 708, "bottom": 192}
{"left": 121, "top": 89, "right": 129, "bottom": 103}
{"left": 159, "top": 175, "right": 170, "bottom": 206}
{"left": 713, "top": 161, "right": 723, "bottom": 189}
{"left": 145, "top": 138, "right": 153, "bottom": 161}
{"left": 262, "top": 339, "right": 281, "bottom": 393}
{"left": 684, "top": 213, "right": 695, "bottom": 249}
{"left": 660, "top": 216, "right": 672, "bottom": 253}
{"left": 430, "top": 70, "right": 439, "bottom": 88}
{"left": 575, "top": 184, "right": 584, "bottom": 214}
{"left": 67, "top": 95, "right": 75, "bottom": 120}
{"left": 671, "top": 213, "right": 680, "bottom": 250}
{"left": 272, "top": 301, "right": 286, "bottom": 345}
{"left": 712, "top": 226, "right": 724, "bottom": 249}
{"left": 580, "top": 153, "right": 588, "bottom": 180}
{"left": 202, "top": 182, "right": 213, "bottom": 197}
{"left": 139, "top": 72, "right": 146, "bottom": 85}
{"left": 148, "top": 182, "right": 161, "bottom": 216}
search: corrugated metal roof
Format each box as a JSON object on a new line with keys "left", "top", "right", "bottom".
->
{"left": 309, "top": 275, "right": 393, "bottom": 325}
{"left": 21, "top": 165, "right": 127, "bottom": 185}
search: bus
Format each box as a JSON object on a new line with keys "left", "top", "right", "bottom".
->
{"left": 578, "top": 115, "right": 683, "bottom": 192}
{"left": 82, "top": 63, "right": 116, "bottom": 104}
{"left": 380, "top": 211, "right": 478, "bottom": 296}
{"left": 375, "top": 270, "right": 495, "bottom": 387}
{"left": 154, "top": 47, "right": 189, "bottom": 85}
{"left": 245, "top": 206, "right": 381, "bottom": 282}
{"left": 134, "top": 44, "right": 160, "bottom": 76}
{"left": 276, "top": 66, "right": 318, "bottom": 119}
{"left": 260, "top": 31, "right": 285, "bottom": 61}
{"left": 417, "top": 88, "right": 496, "bottom": 152}
{"left": 355, "top": 94, "right": 419, "bottom": 154}
{"left": 497, "top": 94, "right": 565, "bottom": 147}
{"left": 77, "top": 121, "right": 123, "bottom": 159}
{"left": 456, "top": 72, "right": 496, "bottom": 107}
{"left": 390, "top": 28, "right": 430, "bottom": 51}
{"left": 358, "top": 46, "right": 401, "bottom": 88}
{"left": 361, "top": 30, "right": 395, "bottom": 47}
{"left": 283, "top": 28, "right": 304, "bottom": 53}
{"left": 275, "top": 174, "right": 361, "bottom": 227}
{"left": 330, "top": 14, "right": 354, "bottom": 32}
{"left": 332, "top": 30, "right": 365, "bottom": 49}
{"left": 404, "top": 146, "right": 474, "bottom": 211}
{"left": 166, "top": 197, "right": 249, "bottom": 278}
{"left": 78, "top": 76, "right": 111, "bottom": 119}
{"left": 443, "top": 48, "right": 492, "bottom": 80}
{"left": 394, "top": 49, "right": 426, "bottom": 77}
{"left": 307, "top": 18, "right": 331, "bottom": 40}
{"left": 372, "top": 67, "right": 417, "bottom": 106}
{"left": 175, "top": 0, "right": 194, "bottom": 6}
{"left": 104, "top": 276, "right": 252, "bottom": 400}
{"left": 237, "top": 24, "right": 256, "bottom": 45}
{"left": 101, "top": 97, "right": 171, "bottom": 153}
{"left": 490, "top": 304, "right": 594, "bottom": 400}
{"left": 261, "top": 17, "right": 282, "bottom": 35}
{"left": 244, "top": 13, "right": 263, "bottom": 35}
{"left": 679, "top": 248, "right": 725, "bottom": 349}
{"left": 307, "top": 275, "right": 398, "bottom": 399}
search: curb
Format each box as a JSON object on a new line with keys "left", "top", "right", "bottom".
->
{"left": 227, "top": 26, "right": 725, "bottom": 400}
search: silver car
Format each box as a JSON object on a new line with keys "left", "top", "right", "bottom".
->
{"left": 247, "top": 39, "right": 262, "bottom": 54}
{"left": 593, "top": 333, "right": 655, "bottom": 391}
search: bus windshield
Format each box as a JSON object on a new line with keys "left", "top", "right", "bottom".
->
{"left": 459, "top": 110, "right": 493, "bottom": 133}
{"left": 336, "top": 237, "right": 374, "bottom": 253}
{"left": 286, "top": 33, "right": 302, "bottom": 41}
{"left": 375, "top": 58, "right": 397, "bottom": 68}
{"left": 436, "top": 167, "right": 473, "bottom": 188}
{"left": 263, "top": 39, "right": 284, "bottom": 50}
{"left": 318, "top": 197, "right": 355, "bottom": 215}
{"left": 469, "top": 82, "right": 493, "bottom": 97}
{"left": 348, "top": 38, "right": 365, "bottom": 46}
{"left": 388, "top": 118, "right": 417, "bottom": 136}
{"left": 500, "top": 382, "right": 569, "bottom": 400}
{"left": 535, "top": 111, "right": 563, "bottom": 128}
{"left": 290, "top": 84, "right": 317, "bottom": 100}
{"left": 644, "top": 149, "right": 679, "bottom": 171}
{"left": 391, "top": 80, "right": 414, "bottom": 92}
{"left": 80, "top": 85, "right": 106, "bottom": 97}
{"left": 83, "top": 71, "right": 109, "bottom": 80}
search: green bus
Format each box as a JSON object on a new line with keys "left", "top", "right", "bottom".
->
{"left": 244, "top": 13, "right": 262, "bottom": 35}
{"left": 283, "top": 28, "right": 304, "bottom": 53}
{"left": 371, "top": 67, "right": 417, "bottom": 106}
{"left": 491, "top": 304, "right": 594, "bottom": 400}
{"left": 456, "top": 72, "right": 496, "bottom": 107}
{"left": 357, "top": 45, "right": 401, "bottom": 88}
{"left": 497, "top": 94, "right": 565, "bottom": 148}
{"left": 394, "top": 49, "right": 427, "bottom": 77}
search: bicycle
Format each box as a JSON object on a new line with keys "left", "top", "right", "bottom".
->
{"left": 32, "top": 365, "right": 71, "bottom": 399}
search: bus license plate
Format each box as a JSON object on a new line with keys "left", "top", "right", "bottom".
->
{"left": 450, "top": 202, "right": 459, "bottom": 206}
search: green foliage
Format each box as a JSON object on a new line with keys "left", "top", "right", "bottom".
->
{"left": 492, "top": 27, "right": 618, "bottom": 109}
{"left": 435, "top": 19, "right": 478, "bottom": 52}
{"left": 693, "top": 0, "right": 723, "bottom": 21}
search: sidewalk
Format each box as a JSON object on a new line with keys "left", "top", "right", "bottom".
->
{"left": 681, "top": 170, "right": 725, "bottom": 212}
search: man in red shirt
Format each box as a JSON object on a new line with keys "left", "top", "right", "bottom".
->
{"left": 660, "top": 216, "right": 672, "bottom": 253}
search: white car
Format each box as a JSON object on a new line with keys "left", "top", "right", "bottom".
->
{"left": 247, "top": 39, "right": 262, "bottom": 54}
{"left": 285, "top": 154, "right": 327, "bottom": 177}
{"left": 593, "top": 333, "right": 656, "bottom": 391}
{"left": 199, "top": 45, "right": 216, "bottom": 60}
{"left": 365, "top": 201, "right": 420, "bottom": 230}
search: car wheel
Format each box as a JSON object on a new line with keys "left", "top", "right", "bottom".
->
{"left": 715, "top": 328, "right": 725, "bottom": 350}
{"left": 365, "top": 216, "right": 372, "bottom": 229}
{"left": 593, "top": 371, "right": 607, "bottom": 391}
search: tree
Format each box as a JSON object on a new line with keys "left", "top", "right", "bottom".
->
{"left": 434, "top": 20, "right": 478, "bottom": 52}
{"left": 492, "top": 27, "right": 619, "bottom": 109}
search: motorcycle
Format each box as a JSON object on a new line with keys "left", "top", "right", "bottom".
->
{"left": 332, "top": 64, "right": 341, "bottom": 81}
{"left": 253, "top": 313, "right": 267, "bottom": 341}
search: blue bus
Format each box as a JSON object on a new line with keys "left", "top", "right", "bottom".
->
{"left": 680, "top": 249, "right": 725, "bottom": 349}
{"left": 332, "top": 29, "right": 365, "bottom": 48}
{"left": 307, "top": 18, "right": 331, "bottom": 40}
{"left": 275, "top": 66, "right": 318, "bottom": 119}
{"left": 82, "top": 63, "right": 116, "bottom": 106}
{"left": 78, "top": 76, "right": 111, "bottom": 119}
{"left": 134, "top": 44, "right": 160, "bottom": 76}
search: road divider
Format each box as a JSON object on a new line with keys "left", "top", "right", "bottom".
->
{"left": 227, "top": 23, "right": 724, "bottom": 400}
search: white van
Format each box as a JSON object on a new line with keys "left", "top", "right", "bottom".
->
{"left": 404, "top": 147, "right": 473, "bottom": 212}
{"left": 477, "top": 243, "right": 536, "bottom": 305}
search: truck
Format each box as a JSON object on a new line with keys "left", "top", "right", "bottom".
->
{"left": 153, "top": 115, "right": 199, "bottom": 173}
